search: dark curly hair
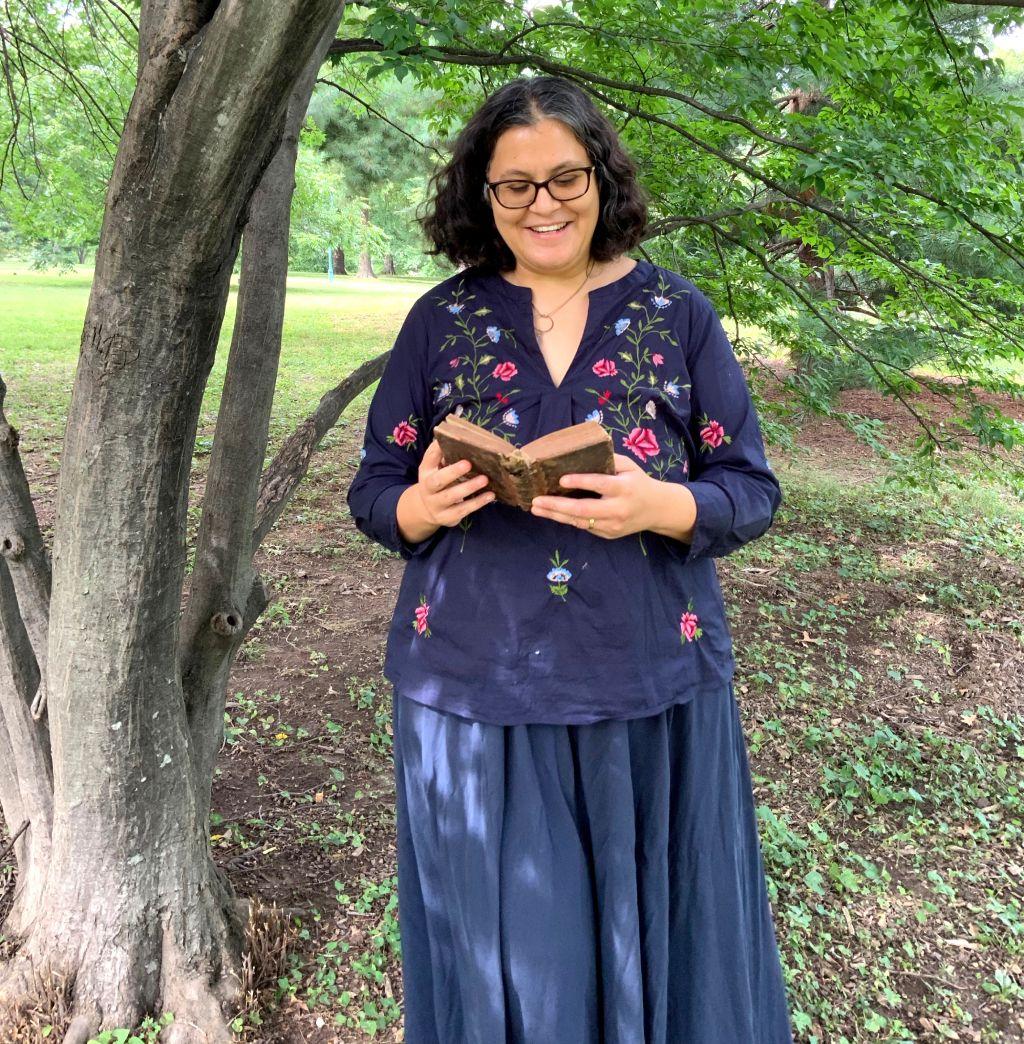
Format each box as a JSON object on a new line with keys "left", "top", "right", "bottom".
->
{"left": 419, "top": 76, "right": 648, "bottom": 272}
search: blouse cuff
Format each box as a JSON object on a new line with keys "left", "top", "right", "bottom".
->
{"left": 374, "top": 483, "right": 443, "bottom": 561}
{"left": 658, "top": 480, "right": 734, "bottom": 564}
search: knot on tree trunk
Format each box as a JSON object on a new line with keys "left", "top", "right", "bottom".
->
{"left": 1, "top": 532, "right": 26, "bottom": 560}
{"left": 210, "top": 610, "right": 242, "bottom": 638}
{"left": 0, "top": 422, "right": 17, "bottom": 451}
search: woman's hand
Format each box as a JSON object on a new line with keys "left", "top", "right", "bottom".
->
{"left": 530, "top": 452, "right": 697, "bottom": 542}
{"left": 398, "top": 438, "right": 494, "bottom": 538}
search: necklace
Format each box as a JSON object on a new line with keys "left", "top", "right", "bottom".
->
{"left": 529, "top": 259, "right": 600, "bottom": 335}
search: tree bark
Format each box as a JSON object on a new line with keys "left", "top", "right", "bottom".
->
{"left": 357, "top": 205, "right": 375, "bottom": 278}
{"left": 332, "top": 246, "right": 346, "bottom": 274}
{"left": 0, "top": 1, "right": 343, "bottom": 1038}
{"left": 382, "top": 252, "right": 396, "bottom": 275}
{"left": 179, "top": 4, "right": 346, "bottom": 829}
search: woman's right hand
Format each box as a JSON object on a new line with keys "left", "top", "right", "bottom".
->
{"left": 414, "top": 439, "right": 495, "bottom": 528}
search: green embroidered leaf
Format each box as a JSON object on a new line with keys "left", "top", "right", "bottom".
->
{"left": 480, "top": 354, "right": 494, "bottom": 365}
{"left": 455, "top": 374, "right": 465, "bottom": 391}
{"left": 627, "top": 301, "right": 643, "bottom": 309}
{"left": 474, "top": 307, "right": 491, "bottom": 316}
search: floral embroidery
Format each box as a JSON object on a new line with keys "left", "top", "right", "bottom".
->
{"left": 388, "top": 415, "right": 419, "bottom": 450}
{"left": 503, "top": 408, "right": 520, "bottom": 427}
{"left": 547, "top": 550, "right": 572, "bottom": 602}
{"left": 414, "top": 595, "right": 431, "bottom": 637}
{"left": 679, "top": 600, "right": 702, "bottom": 643}
{"left": 584, "top": 275, "right": 691, "bottom": 483}
{"left": 434, "top": 281, "right": 523, "bottom": 437}
{"left": 697, "top": 413, "right": 731, "bottom": 452}
{"left": 585, "top": 409, "right": 603, "bottom": 423}
{"left": 359, "top": 446, "right": 367, "bottom": 460}
{"left": 624, "top": 427, "right": 660, "bottom": 462}
{"left": 435, "top": 382, "right": 452, "bottom": 403}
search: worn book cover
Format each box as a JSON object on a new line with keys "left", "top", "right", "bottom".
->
{"left": 434, "top": 415, "right": 615, "bottom": 510}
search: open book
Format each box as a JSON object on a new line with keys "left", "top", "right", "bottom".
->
{"left": 434, "top": 415, "right": 615, "bottom": 510}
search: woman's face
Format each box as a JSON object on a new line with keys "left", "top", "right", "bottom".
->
{"left": 485, "top": 117, "right": 600, "bottom": 278}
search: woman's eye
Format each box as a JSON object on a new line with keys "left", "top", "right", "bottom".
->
{"left": 505, "top": 183, "right": 531, "bottom": 195}
{"left": 554, "top": 173, "right": 582, "bottom": 187}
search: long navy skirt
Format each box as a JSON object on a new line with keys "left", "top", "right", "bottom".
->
{"left": 391, "top": 681, "right": 794, "bottom": 1044}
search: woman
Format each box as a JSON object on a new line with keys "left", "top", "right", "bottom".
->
{"left": 346, "top": 75, "right": 793, "bottom": 1043}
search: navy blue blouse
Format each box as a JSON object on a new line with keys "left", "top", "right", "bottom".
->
{"left": 345, "top": 259, "right": 782, "bottom": 724}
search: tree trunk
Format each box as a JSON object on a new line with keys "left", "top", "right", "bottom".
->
{"left": 332, "top": 246, "right": 346, "bottom": 274}
{"left": 357, "top": 205, "right": 375, "bottom": 278}
{"left": 382, "top": 252, "right": 396, "bottom": 276}
{"left": 0, "top": 2, "right": 343, "bottom": 1039}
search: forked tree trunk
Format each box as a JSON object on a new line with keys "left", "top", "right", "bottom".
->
{"left": 332, "top": 246, "right": 347, "bottom": 274}
{"left": 382, "top": 252, "right": 396, "bottom": 275}
{"left": 0, "top": 3, "right": 343, "bottom": 1040}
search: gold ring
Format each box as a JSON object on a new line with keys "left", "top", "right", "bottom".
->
{"left": 587, "top": 516, "right": 596, "bottom": 531}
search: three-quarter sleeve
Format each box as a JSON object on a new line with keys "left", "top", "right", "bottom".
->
{"left": 345, "top": 297, "right": 442, "bottom": 561}
{"left": 675, "top": 288, "right": 782, "bottom": 563}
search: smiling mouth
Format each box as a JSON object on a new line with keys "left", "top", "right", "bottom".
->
{"left": 527, "top": 221, "right": 571, "bottom": 237}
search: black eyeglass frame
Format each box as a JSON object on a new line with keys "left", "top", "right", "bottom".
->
{"left": 483, "top": 165, "right": 597, "bottom": 209}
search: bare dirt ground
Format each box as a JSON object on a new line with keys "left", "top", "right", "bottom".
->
{"left": 6, "top": 364, "right": 1024, "bottom": 1041}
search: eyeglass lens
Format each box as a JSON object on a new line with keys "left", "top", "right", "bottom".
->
{"left": 492, "top": 168, "right": 591, "bottom": 208}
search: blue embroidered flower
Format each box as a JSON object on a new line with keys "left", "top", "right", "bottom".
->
{"left": 663, "top": 381, "right": 680, "bottom": 398}
{"left": 547, "top": 550, "right": 572, "bottom": 602}
{"left": 435, "top": 382, "right": 452, "bottom": 402}
{"left": 645, "top": 399, "right": 658, "bottom": 419}
{"left": 651, "top": 294, "right": 671, "bottom": 309}
{"left": 359, "top": 446, "right": 367, "bottom": 460}
{"left": 614, "top": 317, "right": 631, "bottom": 335}
{"left": 585, "top": 408, "right": 603, "bottom": 423}
{"left": 502, "top": 407, "right": 520, "bottom": 427}
{"left": 486, "top": 325, "right": 502, "bottom": 343}
{"left": 447, "top": 302, "right": 464, "bottom": 314}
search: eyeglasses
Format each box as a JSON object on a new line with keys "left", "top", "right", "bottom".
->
{"left": 484, "top": 166, "right": 596, "bottom": 209}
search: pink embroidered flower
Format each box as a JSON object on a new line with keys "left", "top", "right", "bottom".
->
{"left": 592, "top": 358, "right": 618, "bottom": 378}
{"left": 414, "top": 596, "right": 431, "bottom": 637}
{"left": 680, "top": 610, "right": 700, "bottom": 642}
{"left": 652, "top": 353, "right": 664, "bottom": 366}
{"left": 392, "top": 420, "right": 417, "bottom": 447}
{"left": 597, "top": 388, "right": 613, "bottom": 406}
{"left": 700, "top": 418, "right": 726, "bottom": 449}
{"left": 493, "top": 361, "right": 518, "bottom": 381}
{"left": 624, "top": 426, "right": 660, "bottom": 462}
{"left": 449, "top": 357, "right": 460, "bottom": 368}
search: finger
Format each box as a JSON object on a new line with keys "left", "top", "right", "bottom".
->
{"left": 532, "top": 493, "right": 609, "bottom": 515}
{"left": 456, "top": 488, "right": 496, "bottom": 518}
{"left": 422, "top": 439, "right": 443, "bottom": 467}
{"left": 612, "top": 452, "right": 643, "bottom": 473}
{"left": 556, "top": 471, "right": 616, "bottom": 495}
{"left": 442, "top": 472, "right": 489, "bottom": 506}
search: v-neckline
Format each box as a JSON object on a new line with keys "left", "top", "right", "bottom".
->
{"left": 483, "top": 260, "right": 651, "bottom": 392}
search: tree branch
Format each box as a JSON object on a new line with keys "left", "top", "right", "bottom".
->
{"left": 0, "top": 375, "right": 52, "bottom": 720}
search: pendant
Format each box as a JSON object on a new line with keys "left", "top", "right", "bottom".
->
{"left": 534, "top": 314, "right": 554, "bottom": 334}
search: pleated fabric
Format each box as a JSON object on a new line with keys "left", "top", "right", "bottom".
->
{"left": 391, "top": 681, "right": 794, "bottom": 1044}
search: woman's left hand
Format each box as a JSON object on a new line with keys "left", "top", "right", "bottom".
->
{"left": 530, "top": 453, "right": 663, "bottom": 538}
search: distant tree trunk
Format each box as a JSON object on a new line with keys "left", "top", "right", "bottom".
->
{"left": 0, "top": 3, "right": 343, "bottom": 1041}
{"left": 357, "top": 205, "right": 375, "bottom": 278}
{"left": 76, "top": 246, "right": 87, "bottom": 264}
{"left": 332, "top": 246, "right": 347, "bottom": 274}
{"left": 382, "top": 253, "right": 396, "bottom": 275}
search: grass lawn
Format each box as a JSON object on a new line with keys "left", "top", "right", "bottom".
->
{"left": 1, "top": 263, "right": 1023, "bottom": 1042}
